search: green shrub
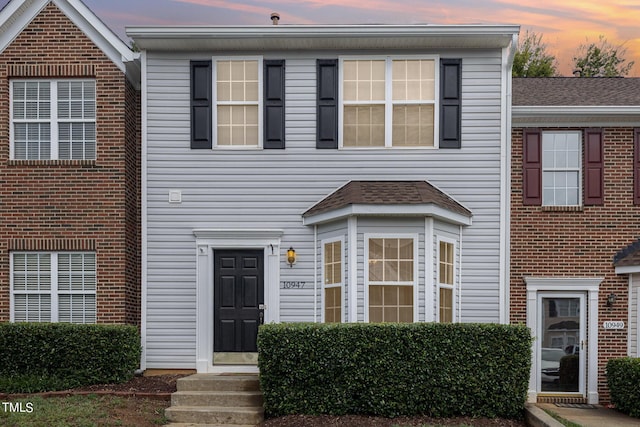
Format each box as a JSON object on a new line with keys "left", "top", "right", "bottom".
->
{"left": 258, "top": 322, "right": 531, "bottom": 419}
{"left": 0, "top": 323, "right": 141, "bottom": 393}
{"left": 607, "top": 357, "right": 640, "bottom": 417}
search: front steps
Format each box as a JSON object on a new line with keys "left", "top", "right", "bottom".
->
{"left": 165, "top": 374, "right": 264, "bottom": 427}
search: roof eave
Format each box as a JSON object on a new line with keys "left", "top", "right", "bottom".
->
{"left": 126, "top": 24, "right": 520, "bottom": 51}
{"left": 302, "top": 203, "right": 472, "bottom": 226}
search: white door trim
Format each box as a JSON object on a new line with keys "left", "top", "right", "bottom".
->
{"left": 193, "top": 229, "right": 283, "bottom": 373}
{"left": 525, "top": 277, "right": 602, "bottom": 404}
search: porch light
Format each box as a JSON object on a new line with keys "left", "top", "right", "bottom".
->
{"left": 607, "top": 293, "right": 617, "bottom": 308}
{"left": 286, "top": 247, "right": 296, "bottom": 267}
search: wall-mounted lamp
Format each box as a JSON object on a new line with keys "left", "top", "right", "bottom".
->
{"left": 286, "top": 247, "right": 296, "bottom": 267}
{"left": 607, "top": 293, "right": 617, "bottom": 308}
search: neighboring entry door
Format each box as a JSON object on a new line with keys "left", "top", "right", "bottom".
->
{"left": 213, "top": 250, "right": 264, "bottom": 364}
{"left": 538, "top": 293, "right": 586, "bottom": 395}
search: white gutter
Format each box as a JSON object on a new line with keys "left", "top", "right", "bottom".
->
{"left": 513, "top": 105, "right": 640, "bottom": 117}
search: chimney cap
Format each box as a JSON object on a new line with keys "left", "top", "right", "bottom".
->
{"left": 270, "top": 13, "right": 280, "bottom": 25}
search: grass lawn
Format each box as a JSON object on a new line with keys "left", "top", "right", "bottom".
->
{"left": 0, "top": 395, "right": 169, "bottom": 427}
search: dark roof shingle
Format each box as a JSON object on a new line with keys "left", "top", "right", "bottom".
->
{"left": 303, "top": 181, "right": 471, "bottom": 218}
{"left": 614, "top": 239, "right": 640, "bottom": 267}
{"left": 513, "top": 77, "right": 640, "bottom": 107}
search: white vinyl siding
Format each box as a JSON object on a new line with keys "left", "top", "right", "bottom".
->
{"left": 11, "top": 80, "right": 96, "bottom": 160}
{"left": 143, "top": 51, "right": 505, "bottom": 368}
{"left": 11, "top": 252, "right": 96, "bottom": 323}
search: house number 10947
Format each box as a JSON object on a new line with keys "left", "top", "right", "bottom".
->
{"left": 281, "top": 281, "right": 305, "bottom": 289}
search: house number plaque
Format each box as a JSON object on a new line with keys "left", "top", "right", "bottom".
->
{"left": 603, "top": 321, "right": 625, "bottom": 330}
{"left": 281, "top": 281, "right": 306, "bottom": 289}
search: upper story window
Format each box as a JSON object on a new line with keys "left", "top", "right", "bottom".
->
{"left": 11, "top": 80, "right": 96, "bottom": 160}
{"left": 214, "top": 58, "right": 262, "bottom": 148}
{"left": 542, "top": 131, "right": 581, "bottom": 206}
{"left": 11, "top": 252, "right": 96, "bottom": 324}
{"left": 340, "top": 57, "right": 436, "bottom": 148}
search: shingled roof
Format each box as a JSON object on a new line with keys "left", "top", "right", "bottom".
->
{"left": 303, "top": 181, "right": 471, "bottom": 220}
{"left": 513, "top": 77, "right": 640, "bottom": 106}
{"left": 614, "top": 239, "right": 640, "bottom": 267}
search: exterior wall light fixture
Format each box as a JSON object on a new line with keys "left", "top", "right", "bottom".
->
{"left": 607, "top": 293, "right": 617, "bottom": 308}
{"left": 286, "top": 247, "right": 296, "bottom": 267}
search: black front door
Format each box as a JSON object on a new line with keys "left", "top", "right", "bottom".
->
{"left": 214, "top": 250, "right": 264, "bottom": 353}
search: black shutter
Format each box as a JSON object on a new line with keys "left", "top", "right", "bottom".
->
{"left": 584, "top": 128, "right": 604, "bottom": 206}
{"left": 523, "top": 129, "right": 542, "bottom": 205}
{"left": 316, "top": 59, "right": 338, "bottom": 149}
{"left": 264, "top": 60, "right": 285, "bottom": 149}
{"left": 190, "top": 60, "right": 212, "bottom": 149}
{"left": 439, "top": 59, "right": 462, "bottom": 149}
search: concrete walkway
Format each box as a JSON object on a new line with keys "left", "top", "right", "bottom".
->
{"left": 535, "top": 403, "right": 640, "bottom": 427}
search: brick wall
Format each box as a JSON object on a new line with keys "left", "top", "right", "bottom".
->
{"left": 511, "top": 126, "right": 639, "bottom": 402}
{"left": 0, "top": 3, "right": 139, "bottom": 325}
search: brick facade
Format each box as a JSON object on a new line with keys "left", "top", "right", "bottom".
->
{"left": 0, "top": 3, "right": 140, "bottom": 324}
{"left": 511, "top": 126, "right": 638, "bottom": 402}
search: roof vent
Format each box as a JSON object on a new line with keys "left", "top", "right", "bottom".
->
{"left": 270, "top": 13, "right": 280, "bottom": 25}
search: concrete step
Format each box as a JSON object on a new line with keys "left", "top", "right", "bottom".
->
{"left": 171, "top": 390, "right": 263, "bottom": 407}
{"left": 177, "top": 374, "right": 260, "bottom": 392}
{"left": 165, "top": 405, "right": 264, "bottom": 425}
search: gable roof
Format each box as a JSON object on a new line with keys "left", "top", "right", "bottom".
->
{"left": 302, "top": 181, "right": 472, "bottom": 226}
{"left": 0, "top": 0, "right": 139, "bottom": 84}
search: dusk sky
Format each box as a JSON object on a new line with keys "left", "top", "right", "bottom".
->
{"left": 2, "top": 0, "right": 640, "bottom": 76}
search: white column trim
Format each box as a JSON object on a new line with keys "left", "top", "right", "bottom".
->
{"left": 425, "top": 217, "right": 434, "bottom": 322}
{"left": 348, "top": 217, "right": 358, "bottom": 322}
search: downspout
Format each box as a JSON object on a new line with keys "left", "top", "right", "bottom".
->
{"left": 314, "top": 225, "right": 318, "bottom": 323}
{"left": 499, "top": 32, "right": 518, "bottom": 324}
{"left": 458, "top": 224, "right": 463, "bottom": 323}
{"left": 139, "top": 49, "right": 148, "bottom": 372}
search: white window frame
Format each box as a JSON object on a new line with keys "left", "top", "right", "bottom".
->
{"left": 10, "top": 79, "right": 96, "bottom": 160}
{"left": 338, "top": 55, "right": 440, "bottom": 149}
{"left": 10, "top": 252, "right": 97, "bottom": 323}
{"left": 436, "top": 236, "right": 457, "bottom": 323}
{"left": 364, "top": 233, "right": 419, "bottom": 323}
{"left": 541, "top": 131, "right": 582, "bottom": 207}
{"left": 321, "top": 237, "right": 345, "bottom": 323}
{"left": 212, "top": 56, "right": 264, "bottom": 149}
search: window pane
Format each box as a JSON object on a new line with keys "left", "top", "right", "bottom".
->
{"left": 217, "top": 105, "right": 258, "bottom": 146}
{"left": 343, "top": 60, "right": 385, "bottom": 102}
{"left": 343, "top": 105, "right": 385, "bottom": 147}
{"left": 440, "top": 288, "right": 453, "bottom": 323}
{"left": 392, "top": 59, "right": 435, "bottom": 101}
{"left": 324, "top": 241, "right": 342, "bottom": 285}
{"left": 325, "top": 287, "right": 341, "bottom": 323}
{"left": 13, "top": 253, "right": 51, "bottom": 291}
{"left": 369, "top": 285, "right": 413, "bottom": 323}
{"left": 13, "top": 294, "right": 51, "bottom": 322}
{"left": 59, "top": 294, "right": 96, "bottom": 324}
{"left": 439, "top": 241, "right": 454, "bottom": 285}
{"left": 217, "top": 60, "right": 258, "bottom": 102}
{"left": 392, "top": 104, "right": 434, "bottom": 147}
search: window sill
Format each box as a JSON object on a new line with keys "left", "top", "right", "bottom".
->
{"left": 7, "top": 160, "right": 96, "bottom": 166}
{"left": 541, "top": 205, "right": 583, "bottom": 212}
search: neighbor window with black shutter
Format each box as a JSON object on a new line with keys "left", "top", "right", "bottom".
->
{"left": 522, "top": 129, "right": 604, "bottom": 207}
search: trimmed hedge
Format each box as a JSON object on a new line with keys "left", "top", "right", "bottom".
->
{"left": 607, "top": 357, "right": 640, "bottom": 417}
{"left": 258, "top": 322, "right": 531, "bottom": 419}
{"left": 0, "top": 323, "right": 141, "bottom": 393}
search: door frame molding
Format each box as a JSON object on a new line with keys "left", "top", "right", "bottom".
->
{"left": 525, "top": 277, "right": 602, "bottom": 404}
{"left": 193, "top": 229, "right": 283, "bottom": 373}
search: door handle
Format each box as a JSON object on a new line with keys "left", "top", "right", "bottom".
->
{"left": 259, "top": 310, "right": 264, "bottom": 325}
{"left": 581, "top": 340, "right": 585, "bottom": 350}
